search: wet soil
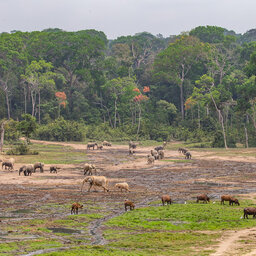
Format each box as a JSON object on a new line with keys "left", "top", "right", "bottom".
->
{"left": 1, "top": 141, "right": 256, "bottom": 254}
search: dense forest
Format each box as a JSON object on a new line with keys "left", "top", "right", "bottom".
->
{"left": 1, "top": 26, "right": 256, "bottom": 147}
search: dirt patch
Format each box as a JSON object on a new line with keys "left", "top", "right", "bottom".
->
{"left": 211, "top": 228, "right": 256, "bottom": 256}
{"left": 1, "top": 140, "right": 256, "bottom": 254}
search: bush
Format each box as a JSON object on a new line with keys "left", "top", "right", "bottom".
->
{"left": 148, "top": 126, "right": 170, "bottom": 141}
{"left": 6, "top": 142, "right": 39, "bottom": 155}
{"left": 186, "top": 142, "right": 212, "bottom": 148}
{"left": 4, "top": 119, "right": 20, "bottom": 142}
{"left": 86, "top": 123, "right": 138, "bottom": 142}
{"left": 35, "top": 118, "right": 86, "bottom": 141}
{"left": 212, "top": 131, "right": 236, "bottom": 148}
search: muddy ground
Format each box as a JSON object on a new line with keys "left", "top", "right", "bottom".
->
{"left": 1, "top": 141, "right": 256, "bottom": 255}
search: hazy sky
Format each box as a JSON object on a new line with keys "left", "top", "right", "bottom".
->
{"left": 0, "top": 0, "right": 255, "bottom": 39}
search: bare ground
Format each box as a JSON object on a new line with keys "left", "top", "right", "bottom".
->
{"left": 1, "top": 140, "right": 256, "bottom": 255}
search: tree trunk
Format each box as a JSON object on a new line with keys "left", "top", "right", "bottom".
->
{"left": 31, "top": 90, "right": 36, "bottom": 117}
{"left": 225, "top": 106, "right": 229, "bottom": 130}
{"left": 5, "top": 90, "right": 11, "bottom": 120}
{"left": 38, "top": 90, "right": 41, "bottom": 124}
{"left": 244, "top": 125, "right": 249, "bottom": 148}
{"left": 117, "top": 112, "right": 121, "bottom": 126}
{"left": 136, "top": 103, "right": 142, "bottom": 136}
{"left": 180, "top": 79, "right": 184, "bottom": 120}
{"left": 210, "top": 93, "right": 228, "bottom": 149}
{"left": 198, "top": 102, "right": 200, "bottom": 129}
{"left": 24, "top": 86, "right": 27, "bottom": 114}
{"left": 249, "top": 105, "right": 256, "bottom": 130}
{"left": 1, "top": 77, "right": 11, "bottom": 120}
{"left": 114, "top": 99, "right": 117, "bottom": 128}
{"left": 0, "top": 121, "right": 7, "bottom": 152}
{"left": 179, "top": 64, "right": 186, "bottom": 120}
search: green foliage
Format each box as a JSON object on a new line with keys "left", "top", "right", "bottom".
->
{"left": 4, "top": 119, "right": 20, "bottom": 142}
{"left": 0, "top": 27, "right": 256, "bottom": 147}
{"left": 17, "top": 114, "right": 37, "bottom": 142}
{"left": 239, "top": 29, "right": 256, "bottom": 44}
{"left": 6, "top": 141, "right": 39, "bottom": 155}
{"left": 146, "top": 124, "right": 172, "bottom": 141}
{"left": 35, "top": 118, "right": 86, "bottom": 141}
{"left": 245, "top": 52, "right": 256, "bottom": 77}
{"left": 86, "top": 123, "right": 137, "bottom": 141}
{"left": 212, "top": 131, "right": 236, "bottom": 148}
{"left": 189, "top": 25, "right": 225, "bottom": 43}
{"left": 155, "top": 100, "right": 177, "bottom": 124}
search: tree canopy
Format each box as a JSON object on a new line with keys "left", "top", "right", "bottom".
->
{"left": 0, "top": 26, "right": 256, "bottom": 146}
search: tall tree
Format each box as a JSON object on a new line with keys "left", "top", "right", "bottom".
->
{"left": 21, "top": 60, "right": 58, "bottom": 123}
{"left": 154, "top": 35, "right": 205, "bottom": 119}
{"left": 192, "top": 74, "right": 233, "bottom": 149}
{"left": 0, "top": 32, "right": 27, "bottom": 119}
{"left": 101, "top": 77, "right": 137, "bottom": 128}
{"left": 30, "top": 30, "right": 107, "bottom": 117}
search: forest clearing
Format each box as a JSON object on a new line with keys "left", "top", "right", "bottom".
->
{"left": 0, "top": 140, "right": 256, "bottom": 255}
{"left": 0, "top": 0, "right": 256, "bottom": 253}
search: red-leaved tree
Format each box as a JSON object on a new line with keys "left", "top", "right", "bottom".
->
{"left": 55, "top": 92, "right": 67, "bottom": 117}
{"left": 132, "top": 87, "right": 149, "bottom": 135}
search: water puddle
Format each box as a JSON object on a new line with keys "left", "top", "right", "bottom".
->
{"left": 47, "top": 227, "right": 82, "bottom": 234}
{"left": 11, "top": 209, "right": 33, "bottom": 214}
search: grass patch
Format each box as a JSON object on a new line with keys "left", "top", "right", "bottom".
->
{"left": 0, "top": 239, "right": 62, "bottom": 255}
{"left": 106, "top": 202, "right": 256, "bottom": 231}
{"left": 40, "top": 246, "right": 141, "bottom": 256}
{"left": 108, "top": 232, "right": 219, "bottom": 255}
{"left": 40, "top": 232, "right": 219, "bottom": 256}
{"left": 0, "top": 243, "right": 19, "bottom": 253}
{"left": 4, "top": 143, "right": 87, "bottom": 164}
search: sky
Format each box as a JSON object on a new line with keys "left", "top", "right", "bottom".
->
{"left": 0, "top": 0, "right": 255, "bottom": 39}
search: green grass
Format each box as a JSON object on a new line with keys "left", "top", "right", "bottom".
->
{"left": 106, "top": 202, "right": 256, "bottom": 231}
{"left": 40, "top": 246, "right": 140, "bottom": 256}
{"left": 108, "top": 232, "right": 219, "bottom": 256}
{"left": 0, "top": 239, "right": 63, "bottom": 255}
{"left": 95, "top": 201, "right": 256, "bottom": 255}
{"left": 39, "top": 232, "right": 219, "bottom": 256}
{"left": 2, "top": 199, "right": 255, "bottom": 256}
{"left": 4, "top": 143, "right": 87, "bottom": 164}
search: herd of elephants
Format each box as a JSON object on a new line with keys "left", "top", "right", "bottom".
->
{"left": 1, "top": 140, "right": 256, "bottom": 219}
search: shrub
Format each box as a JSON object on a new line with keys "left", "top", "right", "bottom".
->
{"left": 86, "top": 123, "right": 138, "bottom": 142}
{"left": 4, "top": 119, "right": 20, "bottom": 142}
{"left": 186, "top": 142, "right": 212, "bottom": 148}
{"left": 35, "top": 118, "right": 86, "bottom": 141}
{"left": 212, "top": 131, "right": 236, "bottom": 148}
{"left": 6, "top": 142, "right": 38, "bottom": 155}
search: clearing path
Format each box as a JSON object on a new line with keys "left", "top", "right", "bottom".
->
{"left": 212, "top": 228, "right": 256, "bottom": 256}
